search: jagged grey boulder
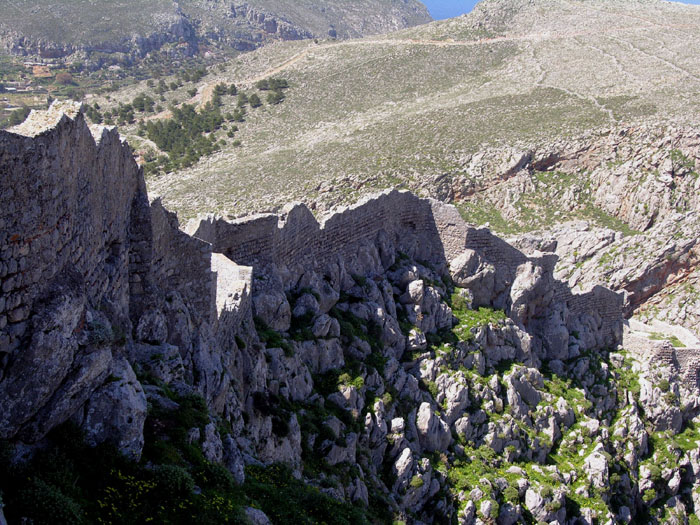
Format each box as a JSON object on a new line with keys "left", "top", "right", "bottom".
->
{"left": 436, "top": 372, "right": 470, "bottom": 425}
{"left": 325, "top": 432, "right": 358, "bottom": 466}
{"left": 583, "top": 443, "right": 609, "bottom": 489}
{"left": 0, "top": 270, "right": 91, "bottom": 439}
{"left": 416, "top": 402, "right": 451, "bottom": 452}
{"left": 408, "top": 328, "right": 428, "bottom": 351}
{"left": 449, "top": 250, "right": 497, "bottom": 306}
{"left": 202, "top": 422, "right": 224, "bottom": 463}
{"left": 253, "top": 289, "right": 291, "bottom": 331}
{"left": 298, "top": 338, "right": 344, "bottom": 374}
{"left": 136, "top": 308, "right": 168, "bottom": 344}
{"left": 223, "top": 435, "right": 246, "bottom": 484}
{"left": 393, "top": 447, "right": 415, "bottom": 491}
{"left": 292, "top": 293, "right": 321, "bottom": 318}
{"left": 311, "top": 314, "right": 334, "bottom": 338}
{"left": 78, "top": 357, "right": 147, "bottom": 459}
{"left": 245, "top": 507, "right": 273, "bottom": 525}
{"left": 129, "top": 342, "right": 184, "bottom": 384}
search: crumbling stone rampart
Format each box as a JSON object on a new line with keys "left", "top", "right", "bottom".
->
{"left": 194, "top": 193, "right": 455, "bottom": 270}
{"left": 0, "top": 102, "right": 143, "bottom": 356}
{"left": 194, "top": 190, "right": 623, "bottom": 351}
{"left": 0, "top": 103, "right": 248, "bottom": 444}
{"left": 0, "top": 102, "right": 625, "bottom": 452}
{"left": 624, "top": 331, "right": 700, "bottom": 391}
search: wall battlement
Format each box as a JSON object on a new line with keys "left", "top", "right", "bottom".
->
{"left": 0, "top": 101, "right": 144, "bottom": 356}
{"left": 193, "top": 191, "right": 462, "bottom": 271}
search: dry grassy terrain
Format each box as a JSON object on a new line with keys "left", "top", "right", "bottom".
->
{"left": 98, "top": 0, "right": 700, "bottom": 220}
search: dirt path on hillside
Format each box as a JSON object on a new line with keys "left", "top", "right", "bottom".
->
{"left": 241, "top": 18, "right": 700, "bottom": 83}
{"left": 157, "top": 17, "right": 700, "bottom": 120}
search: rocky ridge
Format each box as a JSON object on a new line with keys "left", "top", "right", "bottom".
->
{"left": 0, "top": 0, "right": 432, "bottom": 67}
{"left": 0, "top": 104, "right": 699, "bottom": 523}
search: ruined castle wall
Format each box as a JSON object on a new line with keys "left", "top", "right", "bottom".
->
{"left": 195, "top": 190, "right": 623, "bottom": 346}
{"left": 150, "top": 201, "right": 216, "bottom": 324}
{"left": 0, "top": 102, "right": 250, "bottom": 363}
{"left": 623, "top": 332, "right": 700, "bottom": 390}
{"left": 195, "top": 191, "right": 455, "bottom": 273}
{"left": 462, "top": 226, "right": 623, "bottom": 345}
{"left": 675, "top": 348, "right": 700, "bottom": 389}
{"left": 316, "top": 192, "right": 441, "bottom": 265}
{"left": 554, "top": 282, "right": 624, "bottom": 346}
{"left": 0, "top": 103, "right": 143, "bottom": 355}
{"left": 200, "top": 213, "right": 279, "bottom": 267}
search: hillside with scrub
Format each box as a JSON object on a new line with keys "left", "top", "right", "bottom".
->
{"left": 103, "top": 0, "right": 700, "bottom": 219}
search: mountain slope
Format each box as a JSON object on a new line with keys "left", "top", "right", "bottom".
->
{"left": 132, "top": 0, "right": 700, "bottom": 219}
{"left": 0, "top": 0, "right": 432, "bottom": 60}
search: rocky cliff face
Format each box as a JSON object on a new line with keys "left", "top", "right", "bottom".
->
{"left": 0, "top": 0, "right": 432, "bottom": 65}
{"left": 0, "top": 104, "right": 699, "bottom": 524}
{"left": 427, "top": 123, "right": 700, "bottom": 342}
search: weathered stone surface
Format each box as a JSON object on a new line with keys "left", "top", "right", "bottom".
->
{"left": 298, "top": 338, "right": 344, "bottom": 374}
{"left": 78, "top": 357, "right": 147, "bottom": 459}
{"left": 129, "top": 342, "right": 184, "bottom": 384}
{"left": 244, "top": 507, "right": 273, "bottom": 525}
{"left": 583, "top": 443, "right": 609, "bottom": 490}
{"left": 253, "top": 289, "right": 291, "bottom": 332}
{"left": 223, "top": 434, "right": 246, "bottom": 484}
{"left": 0, "top": 269, "right": 93, "bottom": 439}
{"left": 202, "top": 422, "right": 224, "bottom": 463}
{"left": 136, "top": 308, "right": 168, "bottom": 344}
{"left": 416, "top": 402, "right": 451, "bottom": 453}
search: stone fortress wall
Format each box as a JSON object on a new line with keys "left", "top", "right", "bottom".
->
{"left": 0, "top": 102, "right": 246, "bottom": 414}
{"left": 463, "top": 227, "right": 624, "bottom": 348}
{"left": 624, "top": 330, "right": 700, "bottom": 391}
{"left": 2, "top": 102, "right": 693, "bottom": 444}
{"left": 193, "top": 193, "right": 454, "bottom": 271}
{"left": 194, "top": 189, "right": 625, "bottom": 351}
{"left": 0, "top": 102, "right": 143, "bottom": 359}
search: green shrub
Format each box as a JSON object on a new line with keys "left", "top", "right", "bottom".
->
{"left": 16, "top": 478, "right": 85, "bottom": 525}
{"left": 3, "top": 105, "right": 30, "bottom": 127}
{"left": 249, "top": 93, "right": 262, "bottom": 108}
{"left": 152, "top": 464, "right": 195, "bottom": 496}
{"left": 267, "top": 90, "right": 285, "bottom": 105}
{"left": 643, "top": 488, "right": 656, "bottom": 503}
{"left": 410, "top": 475, "right": 424, "bottom": 488}
{"left": 244, "top": 464, "right": 370, "bottom": 524}
{"left": 503, "top": 485, "right": 520, "bottom": 503}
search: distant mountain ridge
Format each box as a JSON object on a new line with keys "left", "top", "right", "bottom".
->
{"left": 0, "top": 0, "right": 432, "bottom": 65}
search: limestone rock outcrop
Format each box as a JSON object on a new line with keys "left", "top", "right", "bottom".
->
{"left": 1, "top": 103, "right": 698, "bottom": 523}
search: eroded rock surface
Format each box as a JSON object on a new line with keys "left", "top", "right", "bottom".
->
{"left": 1, "top": 103, "right": 699, "bottom": 524}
